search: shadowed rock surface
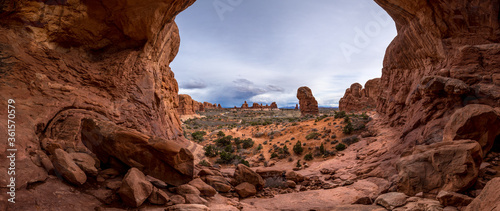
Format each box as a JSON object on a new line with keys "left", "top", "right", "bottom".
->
{"left": 297, "top": 86, "right": 319, "bottom": 116}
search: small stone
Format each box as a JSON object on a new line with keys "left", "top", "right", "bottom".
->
{"left": 148, "top": 187, "right": 170, "bottom": 205}
{"left": 375, "top": 192, "right": 409, "bottom": 210}
{"left": 234, "top": 182, "right": 257, "bottom": 198}
{"left": 169, "top": 194, "right": 186, "bottom": 205}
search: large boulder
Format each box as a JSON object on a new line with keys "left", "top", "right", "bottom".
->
{"left": 233, "top": 164, "right": 265, "bottom": 190}
{"left": 202, "top": 175, "right": 232, "bottom": 193}
{"left": 69, "top": 152, "right": 98, "bottom": 177}
{"left": 177, "top": 94, "right": 204, "bottom": 116}
{"left": 296, "top": 86, "right": 319, "bottom": 116}
{"left": 148, "top": 187, "right": 170, "bottom": 205}
{"left": 188, "top": 178, "right": 217, "bottom": 197}
{"left": 176, "top": 184, "right": 201, "bottom": 196}
{"left": 443, "top": 104, "right": 500, "bottom": 156}
{"left": 51, "top": 149, "right": 87, "bottom": 185}
{"left": 436, "top": 190, "right": 473, "bottom": 207}
{"left": 374, "top": 192, "right": 408, "bottom": 210}
{"left": 465, "top": 177, "right": 500, "bottom": 211}
{"left": 235, "top": 182, "right": 257, "bottom": 198}
{"left": 397, "top": 140, "right": 482, "bottom": 196}
{"left": 117, "top": 168, "right": 153, "bottom": 207}
{"left": 81, "top": 118, "right": 194, "bottom": 186}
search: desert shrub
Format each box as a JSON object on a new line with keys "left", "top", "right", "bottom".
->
{"left": 265, "top": 176, "right": 287, "bottom": 188}
{"left": 215, "top": 135, "right": 232, "bottom": 147}
{"left": 342, "top": 136, "right": 360, "bottom": 146}
{"left": 217, "top": 131, "right": 225, "bottom": 137}
{"left": 296, "top": 159, "right": 302, "bottom": 168}
{"left": 343, "top": 121, "right": 354, "bottom": 135}
{"left": 239, "top": 158, "right": 250, "bottom": 167}
{"left": 315, "top": 115, "right": 328, "bottom": 122}
{"left": 191, "top": 131, "right": 206, "bottom": 142}
{"left": 306, "top": 132, "right": 321, "bottom": 140}
{"left": 319, "top": 143, "right": 325, "bottom": 155}
{"left": 217, "top": 151, "right": 235, "bottom": 164}
{"left": 257, "top": 144, "right": 263, "bottom": 151}
{"left": 223, "top": 145, "right": 235, "bottom": 153}
{"left": 271, "top": 152, "right": 278, "bottom": 159}
{"left": 198, "top": 160, "right": 211, "bottom": 167}
{"left": 242, "top": 138, "right": 254, "bottom": 149}
{"left": 304, "top": 153, "right": 313, "bottom": 161}
{"left": 336, "top": 143, "right": 346, "bottom": 151}
{"left": 334, "top": 110, "right": 346, "bottom": 119}
{"left": 293, "top": 141, "right": 304, "bottom": 155}
{"left": 361, "top": 112, "right": 369, "bottom": 120}
{"left": 283, "top": 145, "right": 290, "bottom": 155}
{"left": 204, "top": 145, "right": 218, "bottom": 157}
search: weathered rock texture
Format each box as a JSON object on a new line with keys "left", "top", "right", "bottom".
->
{"left": 297, "top": 86, "right": 319, "bottom": 116}
{"left": 177, "top": 94, "right": 204, "bottom": 115}
{"left": 397, "top": 140, "right": 482, "bottom": 196}
{"left": 81, "top": 118, "right": 194, "bottom": 186}
{"left": 0, "top": 0, "right": 196, "bottom": 209}
{"left": 339, "top": 78, "right": 381, "bottom": 112}
{"left": 372, "top": 0, "right": 500, "bottom": 146}
{"left": 465, "top": 177, "right": 500, "bottom": 211}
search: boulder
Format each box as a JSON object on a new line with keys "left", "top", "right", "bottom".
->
{"left": 81, "top": 118, "right": 194, "bottom": 186}
{"left": 285, "top": 171, "right": 305, "bottom": 183}
{"left": 296, "top": 86, "right": 319, "bottom": 116}
{"left": 397, "top": 140, "right": 482, "bottom": 196}
{"left": 170, "top": 194, "right": 186, "bottom": 205}
{"left": 443, "top": 104, "right": 500, "bottom": 156}
{"left": 235, "top": 182, "right": 257, "bottom": 198}
{"left": 374, "top": 192, "right": 409, "bottom": 210}
{"left": 393, "top": 198, "right": 443, "bottom": 211}
{"left": 166, "top": 204, "right": 209, "bottom": 211}
{"left": 256, "top": 169, "right": 286, "bottom": 179}
{"left": 69, "top": 152, "right": 98, "bottom": 177}
{"left": 176, "top": 184, "right": 201, "bottom": 196}
{"left": 465, "top": 177, "right": 500, "bottom": 211}
{"left": 233, "top": 164, "right": 265, "bottom": 190}
{"left": 286, "top": 180, "right": 297, "bottom": 188}
{"left": 436, "top": 190, "right": 473, "bottom": 207}
{"left": 51, "top": 148, "right": 87, "bottom": 185}
{"left": 148, "top": 187, "right": 170, "bottom": 205}
{"left": 188, "top": 178, "right": 217, "bottom": 197}
{"left": 184, "top": 194, "right": 208, "bottom": 205}
{"left": 117, "top": 168, "right": 153, "bottom": 207}
{"left": 203, "top": 175, "right": 232, "bottom": 193}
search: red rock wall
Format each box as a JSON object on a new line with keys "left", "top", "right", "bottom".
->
{"left": 0, "top": 0, "right": 195, "bottom": 189}
{"left": 374, "top": 0, "right": 500, "bottom": 144}
{"left": 177, "top": 94, "right": 204, "bottom": 115}
{"left": 339, "top": 78, "right": 381, "bottom": 112}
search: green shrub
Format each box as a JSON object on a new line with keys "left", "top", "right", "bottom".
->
{"left": 293, "top": 141, "right": 304, "bottom": 155}
{"left": 198, "top": 160, "right": 211, "bottom": 167}
{"left": 242, "top": 138, "right": 254, "bottom": 149}
{"left": 296, "top": 159, "right": 302, "bottom": 168}
{"left": 336, "top": 143, "right": 346, "bottom": 151}
{"left": 283, "top": 145, "right": 290, "bottom": 155}
{"left": 334, "top": 111, "right": 346, "bottom": 119}
{"left": 271, "top": 152, "right": 278, "bottom": 159}
{"left": 257, "top": 144, "right": 263, "bottom": 151}
{"left": 304, "top": 153, "right": 313, "bottom": 161}
{"left": 217, "top": 131, "right": 225, "bottom": 137}
{"left": 361, "top": 112, "right": 369, "bottom": 120}
{"left": 215, "top": 135, "right": 232, "bottom": 147}
{"left": 306, "top": 132, "right": 321, "bottom": 140}
{"left": 319, "top": 143, "right": 325, "bottom": 155}
{"left": 191, "top": 131, "right": 206, "bottom": 142}
{"left": 239, "top": 158, "right": 250, "bottom": 167}
{"left": 203, "top": 145, "right": 218, "bottom": 157}
{"left": 217, "top": 151, "right": 235, "bottom": 164}
{"left": 343, "top": 121, "right": 354, "bottom": 134}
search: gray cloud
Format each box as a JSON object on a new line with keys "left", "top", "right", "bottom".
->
{"left": 180, "top": 80, "right": 207, "bottom": 89}
{"left": 267, "top": 85, "right": 285, "bottom": 92}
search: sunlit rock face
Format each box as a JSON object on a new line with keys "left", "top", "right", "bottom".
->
{"left": 373, "top": 0, "right": 500, "bottom": 145}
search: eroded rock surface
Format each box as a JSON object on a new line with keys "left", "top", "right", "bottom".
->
{"left": 296, "top": 86, "right": 319, "bottom": 116}
{"left": 339, "top": 78, "right": 381, "bottom": 112}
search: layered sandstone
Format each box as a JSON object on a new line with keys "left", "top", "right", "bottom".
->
{"left": 339, "top": 78, "right": 381, "bottom": 112}
{"left": 177, "top": 94, "right": 204, "bottom": 116}
{"left": 372, "top": 0, "right": 500, "bottom": 145}
{"left": 0, "top": 0, "right": 196, "bottom": 209}
{"left": 297, "top": 86, "right": 319, "bottom": 116}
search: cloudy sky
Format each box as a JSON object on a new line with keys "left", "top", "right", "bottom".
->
{"left": 171, "top": 0, "right": 397, "bottom": 108}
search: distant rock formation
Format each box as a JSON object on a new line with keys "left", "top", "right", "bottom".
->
{"left": 295, "top": 104, "right": 299, "bottom": 110}
{"left": 203, "top": 102, "right": 217, "bottom": 109}
{"left": 296, "top": 86, "right": 319, "bottom": 116}
{"left": 339, "top": 78, "right": 381, "bottom": 112}
{"left": 241, "top": 101, "right": 249, "bottom": 109}
{"left": 177, "top": 94, "right": 204, "bottom": 116}
{"left": 270, "top": 102, "right": 278, "bottom": 109}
